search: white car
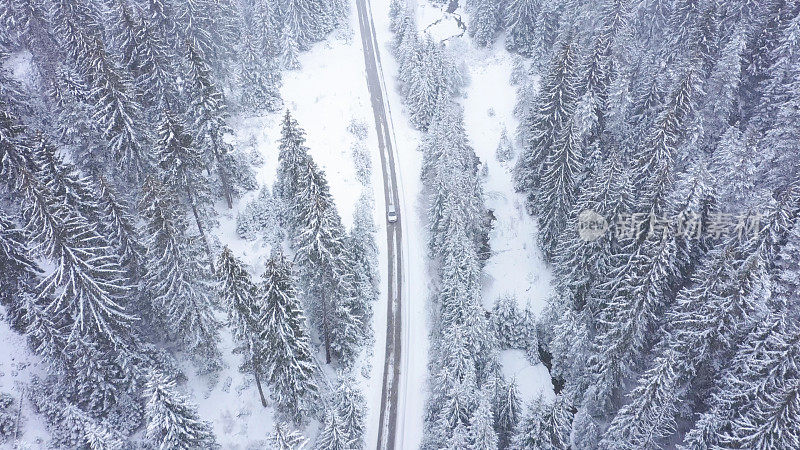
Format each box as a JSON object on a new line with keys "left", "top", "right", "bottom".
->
{"left": 387, "top": 204, "right": 398, "bottom": 223}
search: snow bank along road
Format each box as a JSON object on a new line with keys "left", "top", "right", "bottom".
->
{"left": 355, "top": 0, "right": 406, "bottom": 448}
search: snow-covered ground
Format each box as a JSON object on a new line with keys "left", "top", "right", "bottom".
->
{"left": 0, "top": 318, "right": 50, "bottom": 448}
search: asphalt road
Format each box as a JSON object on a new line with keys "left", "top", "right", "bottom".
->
{"left": 354, "top": 0, "right": 404, "bottom": 448}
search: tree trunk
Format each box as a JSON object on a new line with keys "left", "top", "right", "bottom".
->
{"left": 186, "top": 187, "right": 215, "bottom": 270}
{"left": 211, "top": 135, "right": 234, "bottom": 209}
{"left": 252, "top": 357, "right": 268, "bottom": 407}
{"left": 322, "top": 291, "right": 332, "bottom": 364}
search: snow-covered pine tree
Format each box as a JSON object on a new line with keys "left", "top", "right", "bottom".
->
{"left": 682, "top": 311, "right": 800, "bottom": 449}
{"left": 217, "top": 247, "right": 268, "bottom": 407}
{"left": 586, "top": 228, "right": 684, "bottom": 418}
{"left": 239, "top": 11, "right": 282, "bottom": 113}
{"left": 345, "top": 193, "right": 379, "bottom": 337}
{"left": 495, "top": 127, "right": 515, "bottom": 163}
{"left": 291, "top": 157, "right": 361, "bottom": 363}
{"left": 154, "top": 109, "right": 215, "bottom": 268}
{"left": 186, "top": 43, "right": 253, "bottom": 209}
{"left": 446, "top": 422, "right": 470, "bottom": 449}
{"left": 85, "top": 39, "right": 150, "bottom": 183}
{"left": 514, "top": 37, "right": 579, "bottom": 212}
{"left": 236, "top": 185, "right": 280, "bottom": 242}
{"left": 317, "top": 406, "right": 352, "bottom": 450}
{"left": 275, "top": 110, "right": 311, "bottom": 219}
{"left": 333, "top": 375, "right": 366, "bottom": 448}
{"left": 504, "top": 0, "right": 540, "bottom": 56}
{"left": 2, "top": 109, "right": 135, "bottom": 349}
{"left": 94, "top": 175, "right": 142, "bottom": 277}
{"left": 174, "top": 0, "right": 239, "bottom": 71}
{"left": 406, "top": 36, "right": 447, "bottom": 131}
{"left": 468, "top": 386, "right": 499, "bottom": 450}
{"left": 492, "top": 295, "right": 527, "bottom": 350}
{"left": 512, "top": 394, "right": 575, "bottom": 449}
{"left": 58, "top": 401, "right": 125, "bottom": 449}
{"left": 259, "top": 252, "right": 318, "bottom": 424}
{"left": 0, "top": 212, "right": 40, "bottom": 332}
{"left": 139, "top": 177, "right": 221, "bottom": 363}
{"left": 126, "top": 6, "right": 179, "bottom": 115}
{"left": 496, "top": 377, "right": 522, "bottom": 447}
{"left": 270, "top": 422, "right": 308, "bottom": 449}
{"left": 535, "top": 107, "right": 584, "bottom": 256}
{"left": 601, "top": 229, "right": 772, "bottom": 448}
{"left": 144, "top": 370, "right": 217, "bottom": 449}
{"left": 466, "top": 0, "right": 503, "bottom": 47}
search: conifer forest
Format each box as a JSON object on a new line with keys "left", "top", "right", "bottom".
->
{"left": 0, "top": 0, "right": 798, "bottom": 448}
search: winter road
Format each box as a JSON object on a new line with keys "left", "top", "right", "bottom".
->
{"left": 355, "top": 0, "right": 405, "bottom": 448}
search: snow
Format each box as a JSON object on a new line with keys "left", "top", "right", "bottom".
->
{"left": 499, "top": 350, "right": 555, "bottom": 403}
{"left": 0, "top": 311, "right": 51, "bottom": 448}
{"left": 459, "top": 46, "right": 555, "bottom": 318}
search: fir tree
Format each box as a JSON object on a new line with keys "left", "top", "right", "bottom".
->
{"left": 317, "top": 407, "right": 352, "bottom": 450}
{"left": 239, "top": 12, "right": 282, "bottom": 113}
{"left": 0, "top": 212, "right": 40, "bottom": 332}
{"left": 292, "top": 158, "right": 361, "bottom": 363}
{"left": 259, "top": 252, "right": 319, "bottom": 424}
{"left": 504, "top": 0, "right": 540, "bottom": 56}
{"left": 186, "top": 44, "right": 246, "bottom": 210}
{"left": 140, "top": 177, "right": 220, "bottom": 362}
{"left": 155, "top": 110, "right": 214, "bottom": 268}
{"left": 217, "top": 247, "right": 268, "bottom": 407}
{"left": 270, "top": 422, "right": 308, "bottom": 449}
{"left": 334, "top": 376, "right": 366, "bottom": 448}
{"left": 514, "top": 38, "right": 579, "bottom": 211}
{"left": 468, "top": 386, "right": 499, "bottom": 449}
{"left": 144, "top": 370, "right": 217, "bottom": 449}
{"left": 466, "top": 0, "right": 503, "bottom": 47}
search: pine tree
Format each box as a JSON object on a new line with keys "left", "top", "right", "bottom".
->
{"left": 468, "top": 386, "right": 499, "bottom": 450}
{"left": 292, "top": 158, "right": 361, "bottom": 363}
{"left": 259, "top": 252, "right": 318, "bottom": 424}
{"left": 496, "top": 378, "right": 522, "bottom": 446}
{"left": 492, "top": 295, "right": 527, "bottom": 350}
{"left": 275, "top": 110, "right": 311, "bottom": 216}
{"left": 514, "top": 38, "right": 579, "bottom": 210}
{"left": 239, "top": 12, "right": 282, "bottom": 113}
{"left": 58, "top": 402, "right": 125, "bottom": 449}
{"left": 236, "top": 185, "right": 280, "bottom": 242}
{"left": 140, "top": 177, "right": 220, "bottom": 362}
{"left": 217, "top": 247, "right": 268, "bottom": 407}
{"left": 512, "top": 394, "right": 575, "bottom": 449}
{"left": 0, "top": 212, "right": 40, "bottom": 332}
{"left": 495, "top": 127, "right": 515, "bottom": 163}
{"left": 270, "top": 422, "right": 308, "bottom": 449}
{"left": 504, "top": 0, "right": 540, "bottom": 56}
{"left": 334, "top": 376, "right": 366, "bottom": 448}
{"left": 317, "top": 406, "right": 352, "bottom": 450}
{"left": 345, "top": 193, "right": 379, "bottom": 337}
{"left": 683, "top": 312, "right": 800, "bottom": 449}
{"left": 467, "top": 0, "right": 503, "bottom": 47}
{"left": 2, "top": 111, "right": 135, "bottom": 348}
{"left": 535, "top": 108, "right": 584, "bottom": 256}
{"left": 186, "top": 44, "right": 247, "bottom": 209}
{"left": 601, "top": 232, "right": 771, "bottom": 448}
{"left": 85, "top": 39, "right": 150, "bottom": 183}
{"left": 144, "top": 370, "right": 217, "bottom": 449}
{"left": 155, "top": 110, "right": 214, "bottom": 268}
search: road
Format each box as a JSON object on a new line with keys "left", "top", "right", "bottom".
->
{"left": 355, "top": 0, "right": 404, "bottom": 448}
